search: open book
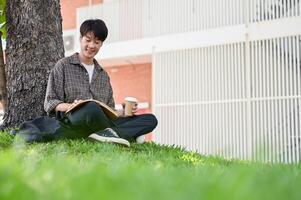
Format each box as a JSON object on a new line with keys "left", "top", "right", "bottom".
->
{"left": 66, "top": 99, "right": 118, "bottom": 119}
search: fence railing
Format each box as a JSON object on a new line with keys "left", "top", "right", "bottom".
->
{"left": 153, "top": 34, "right": 301, "bottom": 163}
{"left": 77, "top": 0, "right": 301, "bottom": 43}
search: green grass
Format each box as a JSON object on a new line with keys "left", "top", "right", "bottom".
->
{"left": 0, "top": 131, "right": 301, "bottom": 200}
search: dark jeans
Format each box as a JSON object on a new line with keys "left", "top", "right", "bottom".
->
{"left": 57, "top": 102, "right": 158, "bottom": 140}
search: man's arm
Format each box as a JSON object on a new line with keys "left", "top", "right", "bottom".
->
{"left": 106, "top": 75, "right": 115, "bottom": 109}
{"left": 44, "top": 60, "right": 69, "bottom": 114}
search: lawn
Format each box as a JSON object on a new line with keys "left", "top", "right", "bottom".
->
{"left": 0, "top": 131, "right": 301, "bottom": 200}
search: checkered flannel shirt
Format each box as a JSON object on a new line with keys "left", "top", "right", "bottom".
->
{"left": 44, "top": 53, "right": 115, "bottom": 114}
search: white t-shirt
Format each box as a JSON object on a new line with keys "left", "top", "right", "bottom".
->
{"left": 82, "top": 63, "right": 95, "bottom": 83}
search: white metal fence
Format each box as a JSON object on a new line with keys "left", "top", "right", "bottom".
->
{"left": 77, "top": 0, "right": 301, "bottom": 43}
{"left": 153, "top": 35, "right": 301, "bottom": 163}
{"left": 152, "top": 0, "right": 301, "bottom": 163}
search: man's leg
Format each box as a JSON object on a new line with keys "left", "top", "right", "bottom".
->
{"left": 112, "top": 114, "right": 158, "bottom": 140}
{"left": 57, "top": 102, "right": 157, "bottom": 144}
{"left": 57, "top": 102, "right": 118, "bottom": 139}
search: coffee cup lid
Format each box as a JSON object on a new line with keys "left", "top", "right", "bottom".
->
{"left": 124, "top": 97, "right": 137, "bottom": 102}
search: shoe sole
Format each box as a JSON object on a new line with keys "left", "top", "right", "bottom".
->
{"left": 88, "top": 133, "right": 130, "bottom": 147}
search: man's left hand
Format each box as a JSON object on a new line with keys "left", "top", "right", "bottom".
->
{"left": 131, "top": 103, "right": 138, "bottom": 115}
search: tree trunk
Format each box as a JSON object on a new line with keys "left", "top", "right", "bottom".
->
{"left": 3, "top": 0, "right": 64, "bottom": 128}
{"left": 0, "top": 31, "right": 7, "bottom": 112}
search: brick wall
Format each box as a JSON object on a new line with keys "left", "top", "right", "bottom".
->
{"left": 105, "top": 63, "right": 152, "bottom": 107}
{"left": 61, "top": 0, "right": 102, "bottom": 30}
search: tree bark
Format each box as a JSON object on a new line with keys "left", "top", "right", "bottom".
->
{"left": 3, "top": 0, "right": 64, "bottom": 128}
{"left": 0, "top": 31, "right": 7, "bottom": 111}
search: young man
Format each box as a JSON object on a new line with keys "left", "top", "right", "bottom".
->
{"left": 44, "top": 19, "right": 157, "bottom": 147}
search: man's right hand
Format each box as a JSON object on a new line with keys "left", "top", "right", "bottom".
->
{"left": 55, "top": 100, "right": 84, "bottom": 112}
{"left": 55, "top": 103, "right": 73, "bottom": 112}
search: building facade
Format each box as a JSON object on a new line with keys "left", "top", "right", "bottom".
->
{"left": 61, "top": 0, "right": 301, "bottom": 163}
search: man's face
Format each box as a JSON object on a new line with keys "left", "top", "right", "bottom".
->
{"left": 80, "top": 32, "right": 103, "bottom": 60}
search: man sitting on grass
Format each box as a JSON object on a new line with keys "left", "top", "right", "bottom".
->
{"left": 42, "top": 19, "right": 157, "bottom": 147}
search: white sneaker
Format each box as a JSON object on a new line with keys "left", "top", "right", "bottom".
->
{"left": 136, "top": 135, "right": 145, "bottom": 144}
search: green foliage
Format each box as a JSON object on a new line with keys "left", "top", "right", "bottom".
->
{"left": 0, "top": 0, "right": 5, "bottom": 38}
{"left": 0, "top": 130, "right": 301, "bottom": 200}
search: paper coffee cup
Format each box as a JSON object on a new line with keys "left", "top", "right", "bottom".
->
{"left": 124, "top": 97, "right": 138, "bottom": 116}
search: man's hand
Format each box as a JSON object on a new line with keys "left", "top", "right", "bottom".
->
{"left": 55, "top": 99, "right": 83, "bottom": 112}
{"left": 55, "top": 103, "right": 72, "bottom": 112}
{"left": 118, "top": 102, "right": 139, "bottom": 117}
{"left": 131, "top": 102, "right": 138, "bottom": 114}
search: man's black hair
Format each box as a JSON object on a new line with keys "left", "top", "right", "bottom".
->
{"left": 80, "top": 19, "right": 108, "bottom": 42}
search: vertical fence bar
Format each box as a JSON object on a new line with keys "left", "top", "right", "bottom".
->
{"left": 281, "top": 37, "right": 288, "bottom": 163}
{"left": 198, "top": 48, "right": 204, "bottom": 153}
{"left": 266, "top": 39, "right": 271, "bottom": 162}
{"left": 285, "top": 37, "right": 292, "bottom": 163}
{"left": 207, "top": 47, "right": 211, "bottom": 154}
{"left": 226, "top": 44, "right": 231, "bottom": 157}
{"left": 289, "top": 0, "right": 292, "bottom": 17}
{"left": 245, "top": 0, "right": 253, "bottom": 159}
{"left": 288, "top": 36, "right": 295, "bottom": 163}
{"left": 200, "top": 48, "right": 205, "bottom": 153}
{"left": 257, "top": 40, "right": 262, "bottom": 161}
{"left": 273, "top": 42, "right": 278, "bottom": 163}
{"left": 225, "top": 44, "right": 230, "bottom": 157}
{"left": 216, "top": 45, "right": 221, "bottom": 155}
{"left": 291, "top": 0, "right": 294, "bottom": 17}
{"left": 203, "top": 49, "right": 207, "bottom": 152}
{"left": 221, "top": 45, "right": 227, "bottom": 157}
{"left": 270, "top": 39, "right": 278, "bottom": 162}
{"left": 276, "top": 38, "right": 283, "bottom": 163}
{"left": 296, "top": 0, "right": 299, "bottom": 16}
{"left": 292, "top": 36, "right": 297, "bottom": 163}
{"left": 239, "top": 43, "right": 243, "bottom": 158}
{"left": 269, "top": 39, "right": 274, "bottom": 162}
{"left": 299, "top": 0, "right": 301, "bottom": 15}
{"left": 280, "top": 38, "right": 286, "bottom": 163}
{"left": 296, "top": 36, "right": 301, "bottom": 161}
{"left": 211, "top": 46, "right": 216, "bottom": 154}
{"left": 230, "top": 44, "right": 236, "bottom": 157}
{"left": 273, "top": 38, "right": 279, "bottom": 162}
{"left": 214, "top": 45, "right": 218, "bottom": 155}
{"left": 285, "top": 0, "right": 288, "bottom": 17}
{"left": 254, "top": 41, "right": 258, "bottom": 160}
{"left": 295, "top": 0, "right": 300, "bottom": 16}
{"left": 274, "top": 0, "right": 278, "bottom": 20}
{"left": 261, "top": 39, "right": 265, "bottom": 162}
{"left": 267, "top": 0, "right": 271, "bottom": 20}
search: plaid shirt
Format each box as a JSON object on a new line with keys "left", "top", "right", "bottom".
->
{"left": 44, "top": 53, "right": 115, "bottom": 113}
